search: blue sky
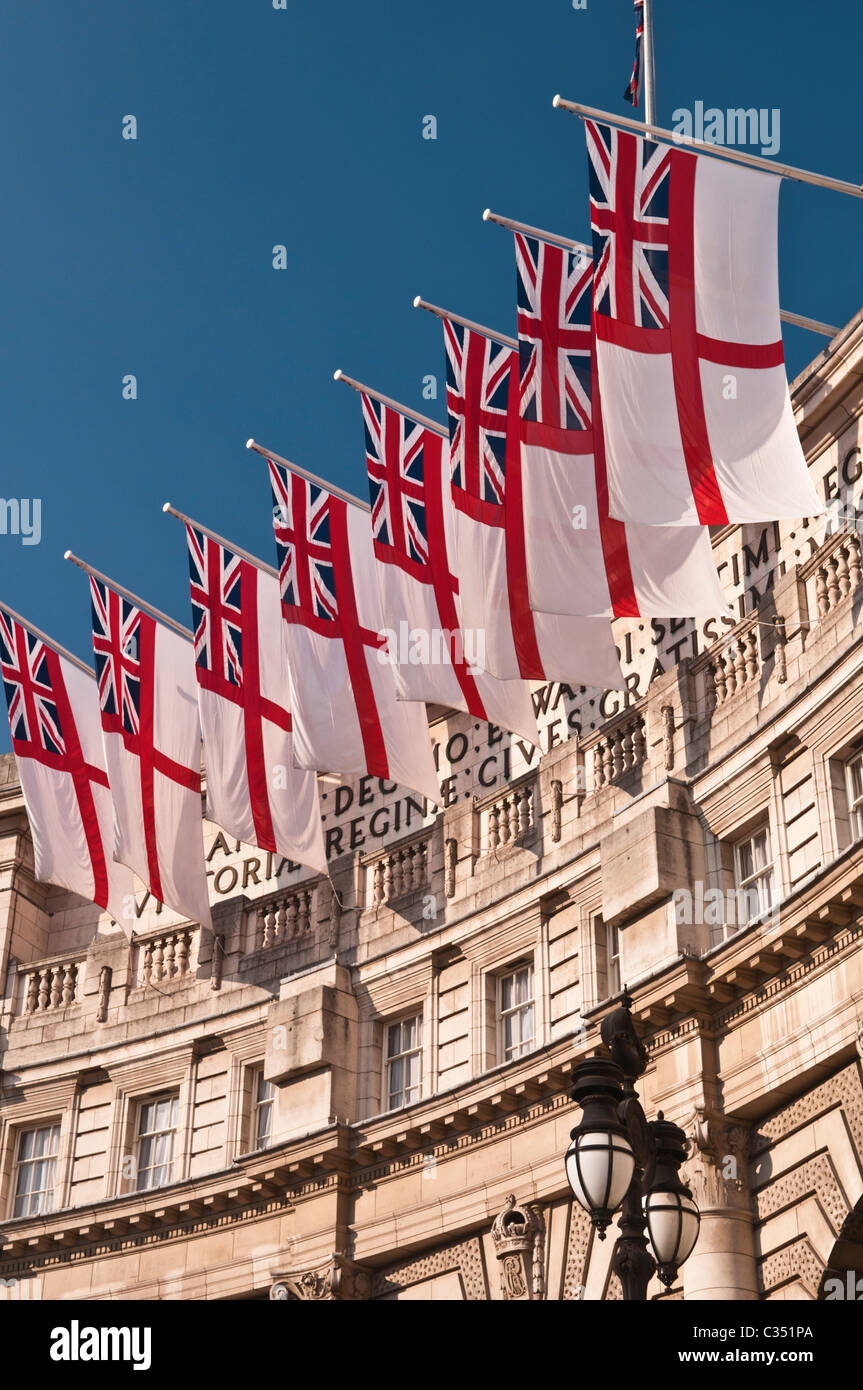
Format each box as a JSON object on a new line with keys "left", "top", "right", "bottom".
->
{"left": 0, "top": 0, "right": 860, "bottom": 750}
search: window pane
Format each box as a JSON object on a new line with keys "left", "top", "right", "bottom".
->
{"left": 501, "top": 974, "right": 513, "bottom": 1012}
{"left": 850, "top": 756, "right": 863, "bottom": 803}
{"left": 386, "top": 1022, "right": 401, "bottom": 1059}
{"left": 521, "top": 1004, "right": 535, "bottom": 1048}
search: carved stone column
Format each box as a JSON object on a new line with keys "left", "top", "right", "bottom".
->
{"left": 682, "top": 1112, "right": 759, "bottom": 1300}
{"left": 490, "top": 1195, "right": 545, "bottom": 1300}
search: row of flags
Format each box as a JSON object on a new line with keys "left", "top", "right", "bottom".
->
{"left": 0, "top": 117, "right": 824, "bottom": 935}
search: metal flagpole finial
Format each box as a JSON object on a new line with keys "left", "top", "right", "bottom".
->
{"left": 245, "top": 438, "right": 256, "bottom": 449}
{"left": 333, "top": 369, "right": 343, "bottom": 382}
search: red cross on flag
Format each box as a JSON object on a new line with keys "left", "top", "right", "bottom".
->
{"left": 587, "top": 119, "right": 824, "bottom": 527}
{"left": 269, "top": 460, "right": 440, "bottom": 805}
{"left": 361, "top": 393, "right": 539, "bottom": 744}
{"left": 443, "top": 315, "right": 624, "bottom": 689}
{"left": 515, "top": 231, "right": 728, "bottom": 620}
{"left": 186, "top": 527, "right": 327, "bottom": 875}
{"left": 89, "top": 578, "right": 212, "bottom": 930}
{"left": 0, "top": 606, "right": 134, "bottom": 928}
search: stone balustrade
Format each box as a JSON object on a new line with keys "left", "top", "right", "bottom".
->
{"left": 19, "top": 960, "right": 81, "bottom": 1014}
{"left": 138, "top": 929, "right": 195, "bottom": 986}
{"left": 808, "top": 531, "right": 863, "bottom": 618}
{"left": 252, "top": 886, "right": 316, "bottom": 950}
{"left": 707, "top": 623, "right": 760, "bottom": 708}
{"left": 589, "top": 713, "right": 647, "bottom": 789}
{"left": 365, "top": 835, "right": 431, "bottom": 907}
{"left": 482, "top": 782, "right": 535, "bottom": 852}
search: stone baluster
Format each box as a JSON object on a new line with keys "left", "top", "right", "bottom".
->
{"left": 507, "top": 794, "right": 520, "bottom": 842}
{"left": 848, "top": 534, "right": 862, "bottom": 592}
{"left": 298, "top": 889, "right": 312, "bottom": 934}
{"left": 275, "top": 898, "right": 287, "bottom": 945}
{"left": 176, "top": 931, "right": 189, "bottom": 976}
{"left": 744, "top": 629, "right": 758, "bottom": 682}
{"left": 152, "top": 940, "right": 164, "bottom": 983}
{"left": 373, "top": 860, "right": 384, "bottom": 906}
{"left": 61, "top": 964, "right": 76, "bottom": 1006}
{"left": 632, "top": 720, "right": 645, "bottom": 766}
{"left": 837, "top": 544, "right": 851, "bottom": 599}
{"left": 602, "top": 739, "right": 614, "bottom": 785}
{"left": 593, "top": 746, "right": 605, "bottom": 789}
{"left": 49, "top": 966, "right": 62, "bottom": 1009}
{"left": 815, "top": 564, "right": 829, "bottom": 617}
{"left": 38, "top": 969, "right": 50, "bottom": 1011}
{"left": 164, "top": 936, "right": 176, "bottom": 978}
{"left": 826, "top": 554, "right": 840, "bottom": 609}
{"left": 712, "top": 655, "right": 727, "bottom": 706}
{"left": 518, "top": 786, "right": 532, "bottom": 836}
{"left": 488, "top": 803, "right": 501, "bottom": 851}
{"left": 25, "top": 971, "right": 38, "bottom": 1014}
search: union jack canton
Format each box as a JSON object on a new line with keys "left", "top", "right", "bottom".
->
{"left": 588, "top": 119, "right": 670, "bottom": 330}
{"left": 516, "top": 232, "right": 592, "bottom": 433}
{"left": 271, "top": 467, "right": 338, "bottom": 624}
{"left": 0, "top": 614, "right": 64, "bottom": 756}
{"left": 187, "top": 527, "right": 243, "bottom": 692}
{"left": 444, "top": 320, "right": 509, "bottom": 508}
{"left": 363, "top": 394, "right": 429, "bottom": 568}
{"left": 90, "top": 579, "right": 143, "bottom": 737}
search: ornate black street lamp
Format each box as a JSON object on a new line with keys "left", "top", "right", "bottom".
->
{"left": 564, "top": 991, "right": 700, "bottom": 1300}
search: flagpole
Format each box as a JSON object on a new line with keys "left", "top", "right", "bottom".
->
{"left": 642, "top": 0, "right": 656, "bottom": 126}
{"left": 483, "top": 207, "right": 839, "bottom": 338}
{"left": 245, "top": 438, "right": 372, "bottom": 514}
{"left": 482, "top": 208, "right": 592, "bottom": 257}
{"left": 413, "top": 296, "right": 516, "bottom": 349}
{"left": 63, "top": 552, "right": 194, "bottom": 643}
{"left": 333, "top": 370, "right": 450, "bottom": 440}
{"left": 0, "top": 602, "right": 94, "bottom": 677}
{"left": 552, "top": 96, "right": 863, "bottom": 200}
{"left": 162, "top": 504, "right": 280, "bottom": 579}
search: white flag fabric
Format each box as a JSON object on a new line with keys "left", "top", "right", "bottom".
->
{"left": 514, "top": 231, "right": 728, "bottom": 620}
{"left": 89, "top": 579, "right": 212, "bottom": 930}
{"left": 360, "top": 393, "right": 540, "bottom": 741}
{"left": 185, "top": 526, "right": 327, "bottom": 874}
{"left": 587, "top": 118, "right": 824, "bottom": 527}
{"left": 442, "top": 316, "right": 624, "bottom": 687}
{"left": 269, "top": 460, "right": 441, "bottom": 805}
{"left": 0, "top": 607, "right": 133, "bottom": 929}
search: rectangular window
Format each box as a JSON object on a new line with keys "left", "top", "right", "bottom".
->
{"left": 252, "top": 1069, "right": 274, "bottom": 1150}
{"left": 13, "top": 1124, "right": 60, "bottom": 1218}
{"left": 136, "top": 1094, "right": 178, "bottom": 1192}
{"left": 606, "top": 920, "right": 621, "bottom": 996}
{"left": 733, "top": 826, "right": 775, "bottom": 924}
{"left": 847, "top": 753, "right": 863, "bottom": 842}
{"left": 385, "top": 1015, "right": 423, "bottom": 1111}
{"left": 499, "top": 963, "right": 535, "bottom": 1062}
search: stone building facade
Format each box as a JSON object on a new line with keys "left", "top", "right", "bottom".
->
{"left": 1, "top": 316, "right": 863, "bottom": 1302}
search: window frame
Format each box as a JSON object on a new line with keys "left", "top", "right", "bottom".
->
{"left": 250, "top": 1067, "right": 275, "bottom": 1151}
{"left": 497, "top": 961, "right": 536, "bottom": 1064}
{"left": 11, "top": 1122, "right": 61, "bottom": 1219}
{"left": 732, "top": 823, "right": 776, "bottom": 927}
{"left": 846, "top": 751, "right": 863, "bottom": 843}
{"left": 135, "top": 1092, "right": 179, "bottom": 1193}
{"left": 383, "top": 1012, "right": 423, "bottom": 1113}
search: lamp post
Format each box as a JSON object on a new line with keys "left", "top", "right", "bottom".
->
{"left": 564, "top": 991, "right": 700, "bottom": 1300}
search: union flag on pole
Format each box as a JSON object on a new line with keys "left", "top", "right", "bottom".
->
{"left": 186, "top": 527, "right": 327, "bottom": 874}
{"left": 0, "top": 606, "right": 133, "bottom": 927}
{"left": 443, "top": 316, "right": 624, "bottom": 689}
{"left": 515, "top": 230, "right": 727, "bottom": 618}
{"left": 362, "top": 393, "right": 539, "bottom": 744}
{"left": 269, "top": 460, "right": 440, "bottom": 805}
{"left": 587, "top": 119, "right": 824, "bottom": 527}
{"left": 89, "top": 579, "right": 212, "bottom": 929}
